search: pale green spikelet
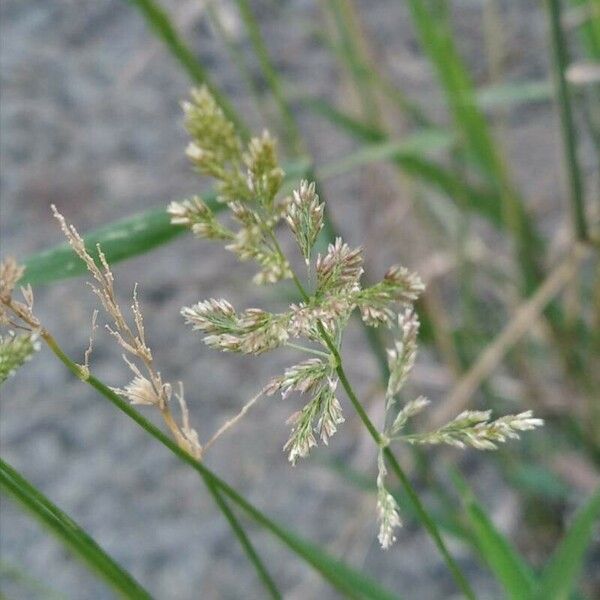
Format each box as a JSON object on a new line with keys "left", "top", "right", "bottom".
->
{"left": 0, "top": 331, "right": 41, "bottom": 384}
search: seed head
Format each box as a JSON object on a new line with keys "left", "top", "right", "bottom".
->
{"left": 316, "top": 238, "right": 363, "bottom": 293}
{"left": 285, "top": 180, "right": 324, "bottom": 264}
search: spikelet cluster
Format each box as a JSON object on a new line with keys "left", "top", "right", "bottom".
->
{"left": 0, "top": 331, "right": 41, "bottom": 384}
{"left": 169, "top": 86, "right": 291, "bottom": 286}
{"left": 169, "top": 86, "right": 543, "bottom": 549}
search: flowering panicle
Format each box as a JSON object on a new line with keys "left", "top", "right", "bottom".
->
{"left": 390, "top": 396, "right": 430, "bottom": 435}
{"left": 405, "top": 410, "right": 544, "bottom": 450}
{"left": 266, "top": 358, "right": 331, "bottom": 399}
{"left": 183, "top": 87, "right": 242, "bottom": 183}
{"left": 285, "top": 180, "right": 324, "bottom": 264}
{"left": 171, "top": 88, "right": 294, "bottom": 285}
{"left": 0, "top": 331, "right": 41, "bottom": 384}
{"left": 170, "top": 86, "right": 543, "bottom": 549}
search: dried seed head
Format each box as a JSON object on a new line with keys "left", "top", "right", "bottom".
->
{"left": 114, "top": 375, "right": 163, "bottom": 407}
{"left": 285, "top": 180, "right": 324, "bottom": 264}
{"left": 0, "top": 258, "right": 25, "bottom": 301}
{"left": 316, "top": 238, "right": 363, "bottom": 293}
{"left": 0, "top": 331, "right": 41, "bottom": 384}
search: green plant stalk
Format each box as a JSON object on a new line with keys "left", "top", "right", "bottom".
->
{"left": 124, "top": 0, "right": 249, "bottom": 139}
{"left": 205, "top": 0, "right": 271, "bottom": 126}
{"left": 234, "top": 0, "right": 303, "bottom": 155}
{"left": 324, "top": 0, "right": 381, "bottom": 126}
{"left": 318, "top": 324, "right": 477, "bottom": 600}
{"left": 286, "top": 264, "right": 476, "bottom": 600}
{"left": 39, "top": 332, "right": 280, "bottom": 600}
{"left": 0, "top": 458, "right": 152, "bottom": 599}
{"left": 204, "top": 479, "right": 281, "bottom": 599}
{"left": 40, "top": 331, "right": 400, "bottom": 600}
{"left": 546, "top": 0, "right": 588, "bottom": 241}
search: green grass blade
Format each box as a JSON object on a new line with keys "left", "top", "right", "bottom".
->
{"left": 44, "top": 334, "right": 401, "bottom": 600}
{"left": 546, "top": 0, "right": 588, "bottom": 241}
{"left": 318, "top": 129, "right": 454, "bottom": 178}
{"left": 203, "top": 479, "right": 281, "bottom": 599}
{"left": 476, "top": 80, "right": 553, "bottom": 110}
{"left": 534, "top": 487, "right": 600, "bottom": 600}
{"left": 21, "top": 207, "right": 188, "bottom": 286}
{"left": 323, "top": 0, "right": 381, "bottom": 126}
{"left": 233, "top": 0, "right": 302, "bottom": 154}
{"left": 451, "top": 470, "right": 536, "bottom": 600}
{"left": 123, "top": 0, "right": 249, "bottom": 138}
{"left": 0, "top": 458, "right": 151, "bottom": 599}
{"left": 568, "top": 0, "right": 600, "bottom": 58}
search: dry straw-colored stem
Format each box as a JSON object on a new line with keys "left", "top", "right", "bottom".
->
{"left": 430, "top": 243, "right": 589, "bottom": 428}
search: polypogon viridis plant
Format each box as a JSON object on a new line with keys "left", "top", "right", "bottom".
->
{"left": 168, "top": 87, "right": 543, "bottom": 548}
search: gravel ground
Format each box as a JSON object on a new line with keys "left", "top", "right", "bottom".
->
{"left": 0, "top": 1, "right": 587, "bottom": 598}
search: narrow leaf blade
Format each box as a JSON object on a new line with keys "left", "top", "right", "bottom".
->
{"left": 0, "top": 458, "right": 151, "bottom": 599}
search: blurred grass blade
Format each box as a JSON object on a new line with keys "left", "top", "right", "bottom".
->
{"left": 546, "top": 0, "right": 588, "bottom": 241}
{"left": 22, "top": 207, "right": 189, "bottom": 286}
{"left": 21, "top": 158, "right": 311, "bottom": 287}
{"left": 123, "top": 0, "right": 248, "bottom": 138}
{"left": 304, "top": 98, "right": 509, "bottom": 226}
{"left": 0, "top": 458, "right": 151, "bottom": 599}
{"left": 44, "top": 334, "right": 401, "bottom": 600}
{"left": 451, "top": 470, "right": 536, "bottom": 600}
{"left": 323, "top": 0, "right": 381, "bottom": 126}
{"left": 476, "top": 80, "right": 553, "bottom": 109}
{"left": 319, "top": 129, "right": 454, "bottom": 178}
{"left": 405, "top": 0, "right": 502, "bottom": 178}
{"left": 534, "top": 487, "right": 600, "bottom": 600}
{"left": 233, "top": 0, "right": 302, "bottom": 154}
{"left": 567, "top": 0, "right": 600, "bottom": 58}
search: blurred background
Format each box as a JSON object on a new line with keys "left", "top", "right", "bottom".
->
{"left": 1, "top": 0, "right": 599, "bottom": 598}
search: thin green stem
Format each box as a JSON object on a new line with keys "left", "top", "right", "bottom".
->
{"left": 204, "top": 480, "right": 281, "bottom": 600}
{"left": 124, "top": 0, "right": 250, "bottom": 139}
{"left": 0, "top": 458, "right": 152, "bottom": 599}
{"left": 40, "top": 330, "right": 281, "bottom": 600}
{"left": 285, "top": 342, "right": 332, "bottom": 359}
{"left": 546, "top": 0, "right": 588, "bottom": 241}
{"left": 234, "top": 0, "right": 303, "bottom": 155}
{"left": 40, "top": 331, "right": 399, "bottom": 600}
{"left": 316, "top": 323, "right": 477, "bottom": 600}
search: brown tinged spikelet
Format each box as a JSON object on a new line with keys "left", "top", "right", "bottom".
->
{"left": 51, "top": 206, "right": 202, "bottom": 460}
